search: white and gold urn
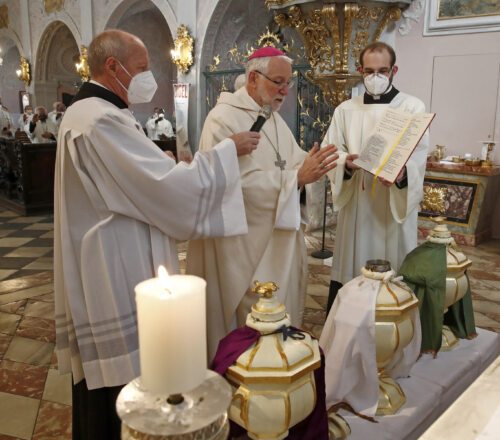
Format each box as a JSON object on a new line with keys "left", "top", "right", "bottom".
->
{"left": 362, "top": 260, "right": 420, "bottom": 415}
{"left": 427, "top": 217, "right": 472, "bottom": 350}
{"left": 226, "top": 281, "right": 349, "bottom": 440}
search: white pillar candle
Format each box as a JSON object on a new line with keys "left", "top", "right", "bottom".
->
{"left": 135, "top": 267, "right": 207, "bottom": 395}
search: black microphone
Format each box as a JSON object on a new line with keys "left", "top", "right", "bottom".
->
{"left": 250, "top": 105, "right": 272, "bottom": 132}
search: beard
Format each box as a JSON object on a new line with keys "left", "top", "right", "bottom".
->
{"left": 257, "top": 83, "right": 284, "bottom": 112}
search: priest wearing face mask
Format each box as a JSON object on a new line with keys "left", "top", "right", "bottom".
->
{"left": 187, "top": 47, "right": 338, "bottom": 359}
{"left": 54, "top": 29, "right": 261, "bottom": 440}
{"left": 321, "top": 41, "right": 429, "bottom": 311}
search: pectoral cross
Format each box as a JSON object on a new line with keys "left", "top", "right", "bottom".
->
{"left": 274, "top": 152, "right": 287, "bottom": 170}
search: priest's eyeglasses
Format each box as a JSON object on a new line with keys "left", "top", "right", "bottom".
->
{"left": 361, "top": 67, "right": 392, "bottom": 77}
{"left": 254, "top": 70, "right": 294, "bottom": 90}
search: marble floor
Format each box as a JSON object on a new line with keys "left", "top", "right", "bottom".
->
{"left": 0, "top": 208, "right": 498, "bottom": 439}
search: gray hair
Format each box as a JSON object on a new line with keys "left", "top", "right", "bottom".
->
{"left": 88, "top": 29, "right": 141, "bottom": 76}
{"left": 234, "top": 73, "right": 247, "bottom": 90}
{"left": 245, "top": 55, "right": 293, "bottom": 77}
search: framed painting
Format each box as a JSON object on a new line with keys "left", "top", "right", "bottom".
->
{"left": 424, "top": 0, "right": 500, "bottom": 35}
{"left": 19, "top": 91, "right": 30, "bottom": 113}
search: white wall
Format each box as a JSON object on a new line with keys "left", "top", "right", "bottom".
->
{"left": 395, "top": 16, "right": 500, "bottom": 162}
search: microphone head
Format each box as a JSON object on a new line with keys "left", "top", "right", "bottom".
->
{"left": 259, "top": 105, "right": 272, "bottom": 120}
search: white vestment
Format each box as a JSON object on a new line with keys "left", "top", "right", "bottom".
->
{"left": 0, "top": 106, "right": 13, "bottom": 133}
{"left": 48, "top": 111, "right": 64, "bottom": 132}
{"left": 319, "top": 272, "right": 421, "bottom": 417}
{"left": 32, "top": 118, "right": 58, "bottom": 143}
{"left": 322, "top": 92, "right": 429, "bottom": 284}
{"left": 146, "top": 117, "right": 174, "bottom": 140}
{"left": 55, "top": 93, "right": 247, "bottom": 390}
{"left": 187, "top": 87, "right": 308, "bottom": 359}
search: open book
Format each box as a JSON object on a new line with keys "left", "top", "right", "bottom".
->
{"left": 353, "top": 108, "right": 435, "bottom": 183}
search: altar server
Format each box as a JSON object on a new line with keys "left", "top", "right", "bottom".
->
{"left": 322, "top": 42, "right": 429, "bottom": 311}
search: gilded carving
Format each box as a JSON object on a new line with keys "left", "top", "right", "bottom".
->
{"left": 44, "top": 0, "right": 65, "bottom": 14}
{"left": 269, "top": 1, "right": 409, "bottom": 106}
{"left": 373, "top": 6, "right": 402, "bottom": 42}
{"left": 0, "top": 4, "right": 8, "bottom": 29}
{"left": 265, "top": 0, "right": 291, "bottom": 7}
{"left": 171, "top": 25, "right": 194, "bottom": 74}
{"left": 421, "top": 186, "right": 447, "bottom": 214}
{"left": 276, "top": 7, "right": 333, "bottom": 71}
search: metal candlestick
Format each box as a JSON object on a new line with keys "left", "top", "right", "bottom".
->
{"left": 311, "top": 178, "right": 333, "bottom": 259}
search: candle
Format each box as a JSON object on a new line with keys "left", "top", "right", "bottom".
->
{"left": 135, "top": 267, "right": 207, "bottom": 395}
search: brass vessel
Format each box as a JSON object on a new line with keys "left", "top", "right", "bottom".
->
{"left": 362, "top": 260, "right": 419, "bottom": 415}
{"left": 427, "top": 217, "right": 472, "bottom": 350}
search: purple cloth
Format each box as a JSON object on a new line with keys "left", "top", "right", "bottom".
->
{"left": 211, "top": 326, "right": 329, "bottom": 440}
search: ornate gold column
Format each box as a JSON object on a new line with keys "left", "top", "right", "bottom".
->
{"left": 266, "top": 0, "right": 410, "bottom": 106}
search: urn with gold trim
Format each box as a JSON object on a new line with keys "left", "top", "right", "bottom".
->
{"left": 226, "top": 281, "right": 349, "bottom": 440}
{"left": 363, "top": 261, "right": 420, "bottom": 415}
{"left": 427, "top": 217, "right": 472, "bottom": 350}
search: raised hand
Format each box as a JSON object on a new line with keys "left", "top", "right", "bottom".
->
{"left": 297, "top": 143, "right": 339, "bottom": 187}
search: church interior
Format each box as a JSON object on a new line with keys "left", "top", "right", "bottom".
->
{"left": 0, "top": 0, "right": 499, "bottom": 439}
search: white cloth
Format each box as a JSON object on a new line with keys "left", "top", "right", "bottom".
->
{"left": 48, "top": 110, "right": 64, "bottom": 132}
{"left": 0, "top": 106, "right": 13, "bottom": 134}
{"left": 54, "top": 94, "right": 247, "bottom": 390}
{"left": 187, "top": 87, "right": 308, "bottom": 359}
{"left": 31, "top": 118, "right": 58, "bottom": 143}
{"left": 17, "top": 113, "right": 32, "bottom": 132}
{"left": 322, "top": 92, "right": 429, "bottom": 284}
{"left": 146, "top": 117, "right": 174, "bottom": 140}
{"left": 319, "top": 272, "right": 421, "bottom": 417}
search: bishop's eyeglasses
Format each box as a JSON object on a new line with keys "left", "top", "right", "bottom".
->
{"left": 254, "top": 70, "right": 294, "bottom": 90}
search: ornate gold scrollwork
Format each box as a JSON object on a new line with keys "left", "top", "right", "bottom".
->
{"left": 269, "top": 1, "right": 408, "bottom": 106}
{"left": 75, "top": 45, "right": 90, "bottom": 82}
{"left": 171, "top": 25, "right": 194, "bottom": 74}
{"left": 373, "top": 6, "right": 402, "bottom": 42}
{"left": 16, "top": 57, "right": 31, "bottom": 87}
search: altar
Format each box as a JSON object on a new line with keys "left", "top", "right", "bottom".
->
{"left": 418, "top": 162, "right": 500, "bottom": 246}
{"left": 338, "top": 329, "right": 500, "bottom": 440}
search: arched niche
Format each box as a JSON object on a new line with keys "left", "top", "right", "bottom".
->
{"left": 34, "top": 21, "right": 80, "bottom": 110}
{"left": 199, "top": 0, "right": 303, "bottom": 130}
{"left": 105, "top": 0, "right": 177, "bottom": 126}
{"left": 0, "top": 35, "right": 22, "bottom": 122}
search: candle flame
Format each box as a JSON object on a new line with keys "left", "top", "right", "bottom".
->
{"left": 158, "top": 265, "right": 169, "bottom": 281}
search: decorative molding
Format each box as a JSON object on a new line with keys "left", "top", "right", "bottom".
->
{"left": 424, "top": 0, "right": 500, "bottom": 36}
{"left": 44, "top": 0, "right": 65, "bottom": 14}
{"left": 399, "top": 0, "right": 425, "bottom": 36}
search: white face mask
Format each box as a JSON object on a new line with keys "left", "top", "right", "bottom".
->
{"left": 116, "top": 61, "right": 158, "bottom": 104}
{"left": 364, "top": 73, "right": 391, "bottom": 96}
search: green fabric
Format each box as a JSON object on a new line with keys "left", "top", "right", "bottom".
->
{"left": 444, "top": 273, "right": 477, "bottom": 339}
{"left": 398, "top": 241, "right": 476, "bottom": 353}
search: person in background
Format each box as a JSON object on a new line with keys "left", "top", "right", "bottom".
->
{"left": 146, "top": 107, "right": 174, "bottom": 140}
{"left": 29, "top": 106, "right": 58, "bottom": 143}
{"left": 49, "top": 101, "right": 66, "bottom": 131}
{"left": 0, "top": 98, "right": 13, "bottom": 138}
